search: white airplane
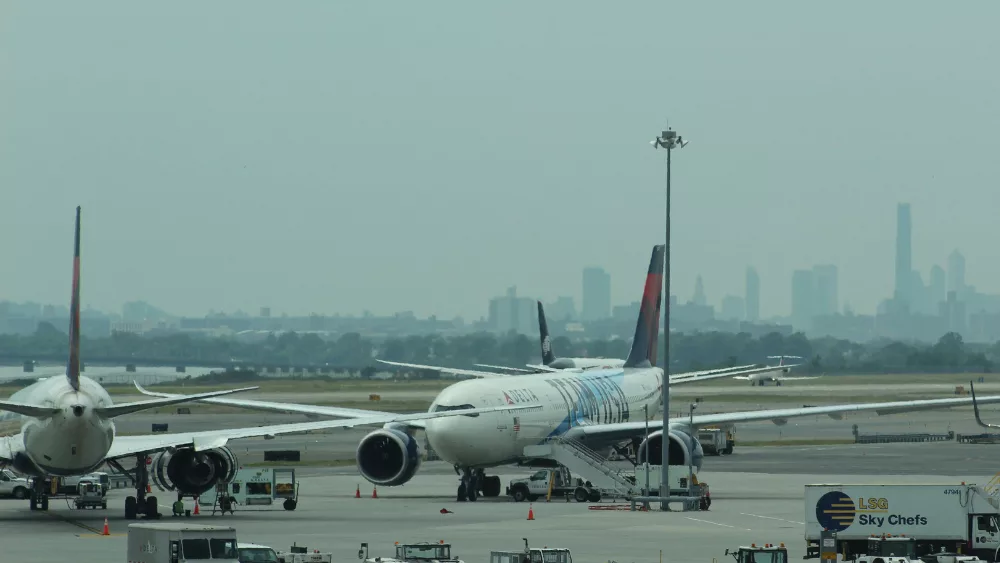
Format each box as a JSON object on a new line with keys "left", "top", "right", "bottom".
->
{"left": 135, "top": 244, "right": 1000, "bottom": 503}
{"left": 0, "top": 207, "right": 533, "bottom": 518}
{"left": 732, "top": 355, "right": 818, "bottom": 386}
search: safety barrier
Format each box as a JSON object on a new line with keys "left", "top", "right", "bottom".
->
{"left": 854, "top": 431, "right": 954, "bottom": 444}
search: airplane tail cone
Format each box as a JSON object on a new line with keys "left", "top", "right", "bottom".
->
{"left": 193, "top": 501, "right": 200, "bottom": 515}
{"left": 527, "top": 504, "right": 534, "bottom": 520}
{"left": 102, "top": 518, "right": 109, "bottom": 536}
{"left": 355, "top": 485, "right": 361, "bottom": 499}
{"left": 372, "top": 486, "right": 378, "bottom": 499}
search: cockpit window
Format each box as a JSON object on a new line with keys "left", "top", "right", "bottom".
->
{"left": 432, "top": 404, "right": 479, "bottom": 417}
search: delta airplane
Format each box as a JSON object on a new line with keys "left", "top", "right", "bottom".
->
{"left": 136, "top": 244, "right": 1000, "bottom": 503}
{"left": 732, "top": 355, "right": 819, "bottom": 386}
{"left": 0, "top": 207, "right": 533, "bottom": 518}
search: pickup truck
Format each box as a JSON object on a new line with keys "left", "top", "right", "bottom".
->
{"left": 0, "top": 469, "right": 31, "bottom": 499}
{"left": 506, "top": 467, "right": 604, "bottom": 503}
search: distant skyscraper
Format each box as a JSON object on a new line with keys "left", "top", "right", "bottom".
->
{"left": 489, "top": 286, "right": 535, "bottom": 333}
{"left": 894, "top": 203, "right": 912, "bottom": 304}
{"left": 720, "top": 295, "right": 745, "bottom": 321}
{"left": 948, "top": 250, "right": 965, "bottom": 297}
{"left": 791, "top": 269, "right": 816, "bottom": 330}
{"left": 692, "top": 275, "right": 707, "bottom": 306}
{"left": 582, "top": 267, "right": 611, "bottom": 321}
{"left": 745, "top": 267, "right": 760, "bottom": 321}
{"left": 929, "top": 265, "right": 946, "bottom": 306}
{"left": 812, "top": 264, "right": 838, "bottom": 316}
{"left": 546, "top": 296, "right": 577, "bottom": 322}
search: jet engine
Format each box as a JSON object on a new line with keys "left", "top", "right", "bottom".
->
{"left": 149, "top": 446, "right": 238, "bottom": 496}
{"left": 635, "top": 428, "right": 704, "bottom": 471}
{"left": 356, "top": 426, "right": 421, "bottom": 487}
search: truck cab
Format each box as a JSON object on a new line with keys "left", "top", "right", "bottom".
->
{"left": 238, "top": 543, "right": 280, "bottom": 562}
{"left": 359, "top": 541, "right": 464, "bottom": 563}
{"left": 0, "top": 469, "right": 30, "bottom": 499}
{"left": 726, "top": 544, "right": 789, "bottom": 563}
{"left": 490, "top": 539, "right": 572, "bottom": 563}
{"left": 127, "top": 523, "right": 240, "bottom": 563}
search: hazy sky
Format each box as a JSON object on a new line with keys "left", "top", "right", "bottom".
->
{"left": 3, "top": 2, "right": 999, "bottom": 321}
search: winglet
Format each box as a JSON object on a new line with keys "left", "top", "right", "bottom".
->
{"left": 537, "top": 301, "right": 555, "bottom": 366}
{"left": 971, "top": 381, "right": 997, "bottom": 429}
{"left": 67, "top": 206, "right": 82, "bottom": 392}
{"left": 624, "top": 245, "right": 665, "bottom": 369}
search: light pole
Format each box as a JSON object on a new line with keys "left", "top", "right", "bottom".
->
{"left": 651, "top": 126, "right": 687, "bottom": 511}
{"left": 643, "top": 403, "right": 650, "bottom": 510}
{"left": 688, "top": 402, "right": 698, "bottom": 503}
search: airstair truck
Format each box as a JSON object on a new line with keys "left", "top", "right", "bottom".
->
{"left": 127, "top": 522, "right": 240, "bottom": 563}
{"left": 804, "top": 484, "right": 1000, "bottom": 561}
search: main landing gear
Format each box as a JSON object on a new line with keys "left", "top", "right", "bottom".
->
{"left": 455, "top": 468, "right": 502, "bottom": 501}
{"left": 28, "top": 477, "right": 49, "bottom": 511}
{"left": 107, "top": 455, "right": 159, "bottom": 520}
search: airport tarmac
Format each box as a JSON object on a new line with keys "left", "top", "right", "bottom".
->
{"left": 0, "top": 468, "right": 987, "bottom": 563}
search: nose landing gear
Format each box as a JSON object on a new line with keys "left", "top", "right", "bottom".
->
{"left": 455, "top": 468, "right": 502, "bottom": 501}
{"left": 28, "top": 477, "right": 49, "bottom": 511}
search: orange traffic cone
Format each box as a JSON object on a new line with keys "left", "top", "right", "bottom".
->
{"left": 527, "top": 504, "right": 534, "bottom": 520}
{"left": 355, "top": 485, "right": 361, "bottom": 499}
{"left": 146, "top": 483, "right": 151, "bottom": 493}
{"left": 102, "top": 517, "right": 110, "bottom": 536}
{"left": 193, "top": 500, "right": 200, "bottom": 515}
{"left": 372, "top": 486, "right": 378, "bottom": 499}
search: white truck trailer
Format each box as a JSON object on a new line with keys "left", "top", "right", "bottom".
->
{"left": 126, "top": 523, "right": 240, "bottom": 563}
{"left": 805, "top": 484, "right": 1000, "bottom": 561}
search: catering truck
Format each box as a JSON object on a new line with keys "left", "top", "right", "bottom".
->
{"left": 126, "top": 523, "right": 240, "bottom": 563}
{"left": 805, "top": 484, "right": 1000, "bottom": 561}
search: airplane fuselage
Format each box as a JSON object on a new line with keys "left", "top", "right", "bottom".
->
{"left": 2, "top": 375, "right": 115, "bottom": 476}
{"left": 424, "top": 366, "right": 662, "bottom": 468}
{"left": 547, "top": 357, "right": 627, "bottom": 370}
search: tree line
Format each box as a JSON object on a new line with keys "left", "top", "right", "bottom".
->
{"left": 1, "top": 321, "right": 998, "bottom": 376}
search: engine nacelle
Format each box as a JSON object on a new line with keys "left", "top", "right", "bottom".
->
{"left": 356, "top": 427, "right": 421, "bottom": 487}
{"left": 635, "top": 429, "right": 704, "bottom": 471}
{"left": 150, "top": 446, "right": 238, "bottom": 496}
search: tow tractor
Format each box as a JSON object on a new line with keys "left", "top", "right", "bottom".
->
{"left": 276, "top": 543, "right": 334, "bottom": 563}
{"left": 847, "top": 536, "right": 987, "bottom": 563}
{"left": 359, "top": 541, "right": 465, "bottom": 563}
{"left": 490, "top": 538, "right": 572, "bottom": 563}
{"left": 73, "top": 479, "right": 107, "bottom": 510}
{"left": 725, "top": 543, "right": 788, "bottom": 563}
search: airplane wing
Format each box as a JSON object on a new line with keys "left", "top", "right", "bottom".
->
{"left": 132, "top": 382, "right": 400, "bottom": 420}
{"left": 776, "top": 376, "right": 822, "bottom": 381}
{"left": 565, "top": 393, "right": 1000, "bottom": 446}
{"left": 102, "top": 403, "right": 538, "bottom": 460}
{"left": 474, "top": 364, "right": 536, "bottom": 373}
{"left": 376, "top": 359, "right": 512, "bottom": 378}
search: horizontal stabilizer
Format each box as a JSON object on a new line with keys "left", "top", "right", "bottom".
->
{"left": 94, "top": 385, "right": 259, "bottom": 419}
{"left": 0, "top": 399, "right": 61, "bottom": 418}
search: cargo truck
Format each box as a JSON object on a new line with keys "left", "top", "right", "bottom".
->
{"left": 804, "top": 484, "right": 1000, "bottom": 561}
{"left": 127, "top": 522, "right": 240, "bottom": 563}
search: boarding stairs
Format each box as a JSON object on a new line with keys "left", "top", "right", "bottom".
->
{"left": 985, "top": 472, "right": 1000, "bottom": 497}
{"left": 523, "top": 437, "right": 637, "bottom": 498}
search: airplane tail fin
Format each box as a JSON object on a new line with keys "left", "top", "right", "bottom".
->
{"left": 67, "top": 206, "right": 82, "bottom": 392}
{"left": 624, "top": 245, "right": 665, "bottom": 369}
{"left": 537, "top": 301, "right": 555, "bottom": 365}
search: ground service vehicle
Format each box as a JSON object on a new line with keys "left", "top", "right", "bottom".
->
{"left": 127, "top": 522, "right": 240, "bottom": 563}
{"left": 506, "top": 467, "right": 604, "bottom": 502}
{"left": 725, "top": 544, "right": 788, "bottom": 563}
{"left": 0, "top": 469, "right": 30, "bottom": 499}
{"left": 238, "top": 543, "right": 280, "bottom": 562}
{"left": 490, "top": 539, "right": 572, "bottom": 563}
{"left": 275, "top": 544, "right": 334, "bottom": 563}
{"left": 360, "top": 541, "right": 465, "bottom": 563}
{"left": 699, "top": 428, "right": 734, "bottom": 455}
{"left": 198, "top": 467, "right": 299, "bottom": 512}
{"left": 73, "top": 480, "right": 106, "bottom": 509}
{"left": 805, "top": 484, "right": 1000, "bottom": 561}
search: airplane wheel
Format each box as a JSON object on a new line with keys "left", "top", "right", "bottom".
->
{"left": 40, "top": 497, "right": 48, "bottom": 511}
{"left": 146, "top": 496, "right": 159, "bottom": 518}
{"left": 125, "top": 496, "right": 138, "bottom": 519}
{"left": 456, "top": 482, "right": 467, "bottom": 502}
